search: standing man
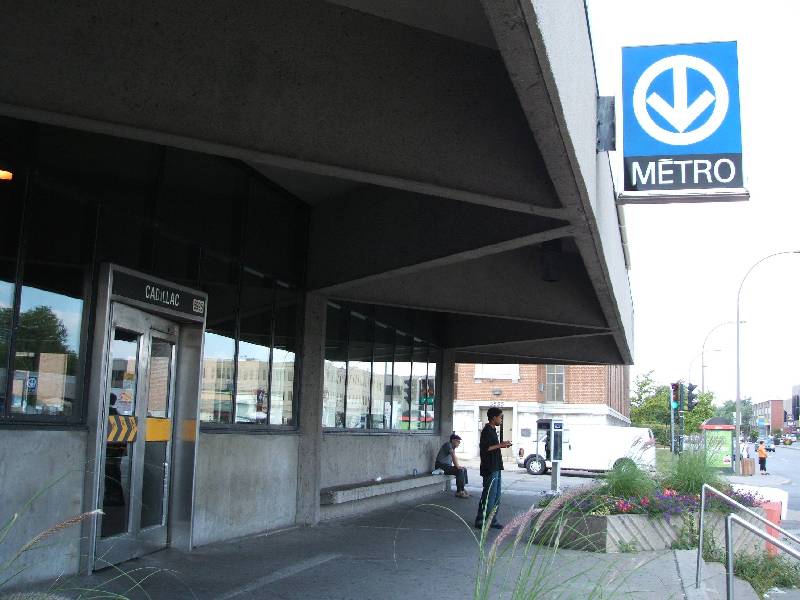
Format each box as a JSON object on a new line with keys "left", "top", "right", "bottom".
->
{"left": 435, "top": 433, "right": 470, "bottom": 498}
{"left": 474, "top": 407, "right": 511, "bottom": 530}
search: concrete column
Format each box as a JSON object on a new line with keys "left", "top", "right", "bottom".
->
{"left": 438, "top": 349, "right": 456, "bottom": 441}
{"left": 295, "top": 293, "right": 327, "bottom": 526}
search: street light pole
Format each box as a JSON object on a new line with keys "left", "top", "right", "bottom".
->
{"left": 735, "top": 251, "right": 800, "bottom": 475}
{"left": 701, "top": 321, "right": 743, "bottom": 393}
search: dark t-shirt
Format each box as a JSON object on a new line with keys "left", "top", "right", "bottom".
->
{"left": 479, "top": 423, "right": 503, "bottom": 476}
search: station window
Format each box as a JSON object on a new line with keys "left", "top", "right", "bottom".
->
{"left": 198, "top": 263, "right": 301, "bottom": 429}
{"left": 322, "top": 302, "right": 440, "bottom": 432}
{"left": 0, "top": 158, "right": 94, "bottom": 422}
{"left": 0, "top": 118, "right": 307, "bottom": 427}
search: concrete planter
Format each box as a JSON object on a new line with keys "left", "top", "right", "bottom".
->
{"left": 533, "top": 508, "right": 766, "bottom": 554}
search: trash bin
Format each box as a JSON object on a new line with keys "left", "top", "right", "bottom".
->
{"left": 741, "top": 458, "right": 755, "bottom": 476}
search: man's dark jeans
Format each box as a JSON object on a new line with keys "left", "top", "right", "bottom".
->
{"left": 436, "top": 463, "right": 468, "bottom": 492}
{"left": 475, "top": 470, "right": 502, "bottom": 527}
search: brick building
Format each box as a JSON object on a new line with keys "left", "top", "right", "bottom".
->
{"left": 453, "top": 363, "right": 629, "bottom": 458}
{"left": 752, "top": 399, "right": 785, "bottom": 435}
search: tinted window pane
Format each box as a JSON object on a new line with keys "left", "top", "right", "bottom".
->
{"left": 425, "top": 349, "right": 441, "bottom": 431}
{"left": 236, "top": 273, "right": 272, "bottom": 424}
{"left": 246, "top": 178, "right": 307, "bottom": 282}
{"left": 392, "top": 332, "right": 412, "bottom": 430}
{"left": 409, "top": 342, "right": 428, "bottom": 431}
{"left": 11, "top": 185, "right": 92, "bottom": 417}
{"left": 199, "top": 254, "right": 238, "bottom": 424}
{"left": 201, "top": 332, "right": 235, "bottom": 424}
{"left": 345, "top": 312, "right": 371, "bottom": 429}
{"left": 271, "top": 286, "right": 298, "bottom": 426}
{"left": 0, "top": 178, "right": 21, "bottom": 415}
{"left": 323, "top": 305, "right": 347, "bottom": 428}
{"left": 371, "top": 321, "right": 393, "bottom": 430}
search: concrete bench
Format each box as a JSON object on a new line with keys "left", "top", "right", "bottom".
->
{"left": 320, "top": 474, "right": 447, "bottom": 505}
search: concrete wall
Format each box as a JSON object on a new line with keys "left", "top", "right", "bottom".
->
{"left": 192, "top": 433, "right": 299, "bottom": 546}
{"left": 0, "top": 430, "right": 86, "bottom": 586}
{"left": 320, "top": 434, "right": 441, "bottom": 489}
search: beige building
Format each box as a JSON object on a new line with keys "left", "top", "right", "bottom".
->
{"left": 453, "top": 363, "right": 629, "bottom": 458}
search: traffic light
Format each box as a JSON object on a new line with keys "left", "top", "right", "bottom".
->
{"left": 670, "top": 383, "right": 679, "bottom": 410}
{"left": 686, "top": 383, "right": 698, "bottom": 411}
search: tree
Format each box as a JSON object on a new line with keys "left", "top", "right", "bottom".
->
{"left": 630, "top": 384, "right": 670, "bottom": 426}
{"left": 684, "top": 390, "right": 715, "bottom": 433}
{"left": 631, "top": 370, "right": 657, "bottom": 409}
{"left": 714, "top": 398, "right": 753, "bottom": 430}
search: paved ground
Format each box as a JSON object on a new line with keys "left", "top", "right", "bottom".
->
{"left": 16, "top": 467, "right": 694, "bottom": 600}
{"left": 11, "top": 463, "right": 796, "bottom": 599}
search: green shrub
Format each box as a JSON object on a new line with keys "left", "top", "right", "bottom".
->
{"left": 660, "top": 450, "right": 722, "bottom": 495}
{"left": 732, "top": 552, "right": 800, "bottom": 597}
{"left": 601, "top": 462, "right": 657, "bottom": 498}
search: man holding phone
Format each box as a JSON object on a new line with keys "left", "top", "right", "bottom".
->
{"left": 475, "top": 407, "right": 512, "bottom": 530}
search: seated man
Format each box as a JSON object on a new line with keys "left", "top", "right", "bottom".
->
{"left": 435, "top": 433, "right": 470, "bottom": 498}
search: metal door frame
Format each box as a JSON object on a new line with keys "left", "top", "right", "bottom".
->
{"left": 94, "top": 303, "right": 178, "bottom": 566}
{"left": 80, "top": 264, "right": 207, "bottom": 574}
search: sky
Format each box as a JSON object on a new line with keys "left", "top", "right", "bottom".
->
{"left": 586, "top": 1, "right": 800, "bottom": 404}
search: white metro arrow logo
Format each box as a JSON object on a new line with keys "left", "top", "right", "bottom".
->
{"left": 646, "top": 66, "right": 715, "bottom": 132}
{"left": 633, "top": 54, "right": 729, "bottom": 146}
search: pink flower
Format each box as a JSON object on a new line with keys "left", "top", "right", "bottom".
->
{"left": 663, "top": 489, "right": 677, "bottom": 497}
{"left": 640, "top": 496, "right": 650, "bottom": 506}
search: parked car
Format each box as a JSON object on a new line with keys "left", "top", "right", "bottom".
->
{"left": 757, "top": 436, "right": 776, "bottom": 452}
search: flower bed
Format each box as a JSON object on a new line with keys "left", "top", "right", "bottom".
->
{"left": 533, "top": 486, "right": 766, "bottom": 554}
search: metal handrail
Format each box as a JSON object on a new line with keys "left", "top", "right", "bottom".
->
{"left": 725, "top": 513, "right": 800, "bottom": 599}
{"left": 696, "top": 484, "right": 800, "bottom": 589}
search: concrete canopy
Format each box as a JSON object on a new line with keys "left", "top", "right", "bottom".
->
{"left": 0, "top": 0, "right": 632, "bottom": 365}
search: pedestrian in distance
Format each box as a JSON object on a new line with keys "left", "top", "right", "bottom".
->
{"left": 435, "top": 433, "right": 470, "bottom": 498}
{"left": 757, "top": 440, "right": 769, "bottom": 475}
{"left": 474, "top": 407, "right": 512, "bottom": 530}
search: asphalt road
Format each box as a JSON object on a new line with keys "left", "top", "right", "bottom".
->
{"left": 755, "top": 443, "right": 800, "bottom": 511}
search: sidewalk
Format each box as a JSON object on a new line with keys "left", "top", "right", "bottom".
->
{"left": 20, "top": 484, "right": 690, "bottom": 600}
{"left": 728, "top": 473, "right": 791, "bottom": 486}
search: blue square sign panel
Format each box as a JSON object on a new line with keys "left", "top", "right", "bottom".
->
{"left": 622, "top": 41, "right": 742, "bottom": 192}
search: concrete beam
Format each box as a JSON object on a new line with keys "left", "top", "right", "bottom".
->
{"left": 331, "top": 246, "right": 608, "bottom": 329}
{"left": 454, "top": 333, "right": 622, "bottom": 365}
{"left": 308, "top": 186, "right": 570, "bottom": 291}
{"left": 444, "top": 314, "right": 607, "bottom": 349}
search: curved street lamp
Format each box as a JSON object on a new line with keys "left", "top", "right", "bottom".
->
{"left": 735, "top": 250, "right": 800, "bottom": 474}
{"left": 701, "top": 320, "right": 743, "bottom": 393}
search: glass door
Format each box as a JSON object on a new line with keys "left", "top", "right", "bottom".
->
{"left": 96, "top": 303, "right": 177, "bottom": 567}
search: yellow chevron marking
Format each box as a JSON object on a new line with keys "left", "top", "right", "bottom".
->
{"left": 107, "top": 415, "right": 118, "bottom": 442}
{"left": 118, "top": 416, "right": 129, "bottom": 442}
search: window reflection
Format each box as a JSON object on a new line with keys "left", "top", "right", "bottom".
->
{"left": 200, "top": 253, "right": 237, "bottom": 424}
{"left": 345, "top": 312, "right": 371, "bottom": 429}
{"left": 11, "top": 286, "right": 83, "bottom": 416}
{"left": 0, "top": 280, "right": 14, "bottom": 414}
{"left": 236, "top": 273, "right": 272, "bottom": 424}
{"left": 323, "top": 305, "right": 347, "bottom": 428}
{"left": 392, "top": 332, "right": 412, "bottom": 430}
{"left": 200, "top": 332, "right": 235, "bottom": 424}
{"left": 271, "top": 286, "right": 298, "bottom": 426}
{"left": 409, "top": 342, "right": 428, "bottom": 431}
{"left": 372, "top": 322, "right": 393, "bottom": 430}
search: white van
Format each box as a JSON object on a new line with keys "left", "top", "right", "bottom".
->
{"left": 514, "top": 422, "right": 656, "bottom": 475}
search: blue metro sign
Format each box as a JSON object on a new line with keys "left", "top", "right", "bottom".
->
{"left": 622, "top": 41, "right": 742, "bottom": 192}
